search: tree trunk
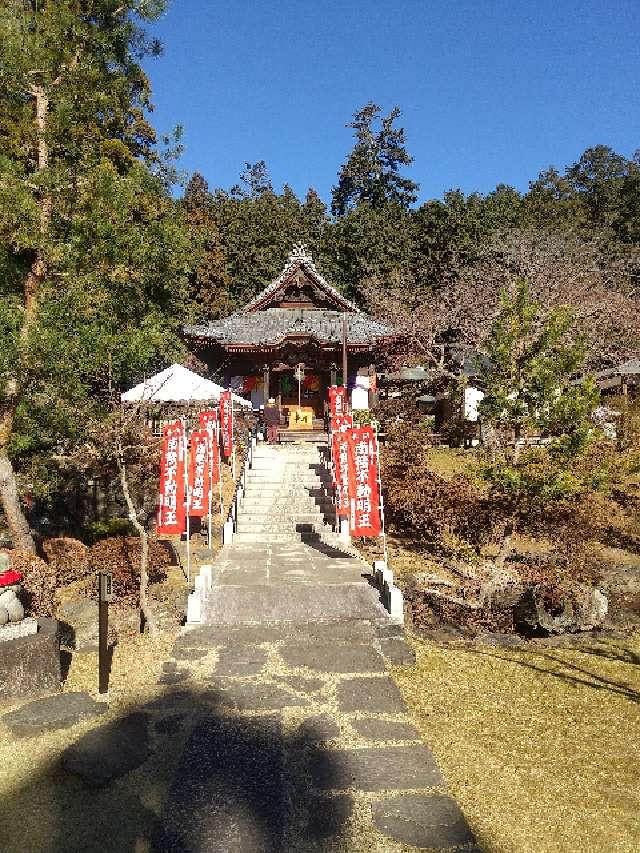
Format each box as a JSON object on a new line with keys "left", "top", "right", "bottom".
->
{"left": 117, "top": 443, "right": 157, "bottom": 636}
{"left": 0, "top": 390, "right": 35, "bottom": 552}
{"left": 0, "top": 85, "right": 53, "bottom": 552}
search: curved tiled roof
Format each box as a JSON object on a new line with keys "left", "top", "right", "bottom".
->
{"left": 184, "top": 308, "right": 394, "bottom": 349}
{"left": 242, "top": 243, "right": 360, "bottom": 314}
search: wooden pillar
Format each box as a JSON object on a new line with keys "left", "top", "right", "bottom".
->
{"left": 330, "top": 363, "right": 337, "bottom": 387}
{"left": 263, "top": 364, "right": 270, "bottom": 403}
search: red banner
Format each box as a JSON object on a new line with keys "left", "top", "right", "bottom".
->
{"left": 199, "top": 409, "right": 218, "bottom": 432}
{"left": 332, "top": 430, "right": 351, "bottom": 517}
{"left": 346, "top": 426, "right": 382, "bottom": 537}
{"left": 220, "top": 390, "right": 233, "bottom": 458}
{"left": 329, "top": 385, "right": 347, "bottom": 417}
{"left": 157, "top": 421, "right": 185, "bottom": 535}
{"left": 210, "top": 423, "right": 220, "bottom": 485}
{"left": 331, "top": 413, "right": 353, "bottom": 434}
{"left": 187, "top": 429, "right": 210, "bottom": 517}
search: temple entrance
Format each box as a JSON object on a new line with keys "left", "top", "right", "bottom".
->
{"left": 276, "top": 368, "right": 329, "bottom": 420}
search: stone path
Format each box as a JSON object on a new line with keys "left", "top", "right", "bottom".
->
{"left": 154, "top": 443, "right": 481, "bottom": 851}
{"left": 2, "top": 443, "right": 480, "bottom": 852}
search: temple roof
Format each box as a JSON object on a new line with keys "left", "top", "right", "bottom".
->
{"left": 184, "top": 244, "right": 395, "bottom": 350}
{"left": 185, "top": 307, "right": 394, "bottom": 351}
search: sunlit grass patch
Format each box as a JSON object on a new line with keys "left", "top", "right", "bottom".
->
{"left": 393, "top": 634, "right": 640, "bottom": 853}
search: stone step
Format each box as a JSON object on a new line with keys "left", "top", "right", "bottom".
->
{"left": 232, "top": 531, "right": 340, "bottom": 544}
{"left": 202, "top": 582, "right": 387, "bottom": 624}
{"left": 235, "top": 519, "right": 316, "bottom": 530}
{"left": 245, "top": 476, "right": 327, "bottom": 485}
{"left": 237, "top": 513, "right": 336, "bottom": 525}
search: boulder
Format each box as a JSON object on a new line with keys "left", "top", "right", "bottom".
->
{"left": 0, "top": 605, "right": 8, "bottom": 627}
{"left": 57, "top": 598, "right": 99, "bottom": 650}
{"left": 515, "top": 584, "right": 608, "bottom": 635}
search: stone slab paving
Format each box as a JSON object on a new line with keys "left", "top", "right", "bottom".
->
{"left": 280, "top": 641, "right": 386, "bottom": 673}
{"left": 310, "top": 745, "right": 445, "bottom": 792}
{"left": 152, "top": 445, "right": 481, "bottom": 849}
{"left": 336, "top": 676, "right": 409, "bottom": 714}
{"left": 1, "top": 691, "right": 107, "bottom": 737}
{"left": 371, "top": 794, "right": 478, "bottom": 849}
{"left": 62, "top": 712, "right": 151, "bottom": 786}
{"left": 351, "top": 717, "right": 421, "bottom": 742}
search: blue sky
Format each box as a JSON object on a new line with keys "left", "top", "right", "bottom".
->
{"left": 144, "top": 0, "right": 640, "bottom": 204}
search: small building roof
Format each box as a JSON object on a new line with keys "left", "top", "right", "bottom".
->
{"left": 594, "top": 357, "right": 640, "bottom": 380}
{"left": 121, "top": 363, "right": 251, "bottom": 407}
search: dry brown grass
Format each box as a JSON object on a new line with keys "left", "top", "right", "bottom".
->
{"left": 394, "top": 633, "right": 640, "bottom": 853}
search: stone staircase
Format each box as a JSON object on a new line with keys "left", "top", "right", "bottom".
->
{"left": 233, "top": 444, "right": 340, "bottom": 546}
{"left": 187, "top": 439, "right": 404, "bottom": 626}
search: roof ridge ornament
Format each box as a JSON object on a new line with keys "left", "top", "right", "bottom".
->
{"left": 287, "top": 242, "right": 314, "bottom": 267}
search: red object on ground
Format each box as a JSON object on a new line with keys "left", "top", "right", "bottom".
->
{"left": 0, "top": 568, "right": 23, "bottom": 586}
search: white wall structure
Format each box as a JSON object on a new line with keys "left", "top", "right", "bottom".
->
{"left": 351, "top": 374, "right": 370, "bottom": 410}
{"left": 464, "top": 386, "right": 485, "bottom": 421}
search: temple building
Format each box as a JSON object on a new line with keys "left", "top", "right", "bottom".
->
{"left": 183, "top": 245, "right": 395, "bottom": 420}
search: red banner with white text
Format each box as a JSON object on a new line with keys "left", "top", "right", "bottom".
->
{"left": 157, "top": 421, "right": 185, "bottom": 535}
{"left": 331, "top": 413, "right": 353, "bottom": 435}
{"left": 187, "top": 429, "right": 210, "bottom": 517}
{"left": 328, "top": 385, "right": 347, "bottom": 418}
{"left": 332, "top": 430, "right": 351, "bottom": 517}
{"left": 199, "top": 409, "right": 218, "bottom": 432}
{"left": 346, "top": 426, "right": 381, "bottom": 537}
{"left": 220, "top": 391, "right": 233, "bottom": 458}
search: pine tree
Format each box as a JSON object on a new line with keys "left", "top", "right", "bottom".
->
{"left": 331, "top": 102, "right": 419, "bottom": 217}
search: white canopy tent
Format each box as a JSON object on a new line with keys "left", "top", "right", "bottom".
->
{"left": 121, "top": 363, "right": 251, "bottom": 408}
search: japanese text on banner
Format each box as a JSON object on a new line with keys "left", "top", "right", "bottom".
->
{"left": 187, "top": 429, "right": 210, "bottom": 517}
{"left": 199, "top": 409, "right": 218, "bottom": 432}
{"left": 346, "top": 426, "right": 382, "bottom": 537}
{"left": 157, "top": 421, "right": 185, "bottom": 535}
{"left": 329, "top": 385, "right": 347, "bottom": 418}
{"left": 332, "top": 430, "right": 351, "bottom": 517}
{"left": 220, "top": 390, "right": 233, "bottom": 458}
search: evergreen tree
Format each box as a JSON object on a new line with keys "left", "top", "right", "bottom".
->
{"left": 331, "top": 102, "right": 419, "bottom": 217}
{"left": 0, "top": 0, "right": 192, "bottom": 548}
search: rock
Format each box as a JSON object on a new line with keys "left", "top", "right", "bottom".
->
{"left": 62, "top": 712, "right": 151, "bottom": 785}
{"left": 0, "top": 618, "right": 61, "bottom": 700}
{"left": 0, "top": 587, "right": 20, "bottom": 607}
{"left": 2, "top": 691, "right": 106, "bottom": 737}
{"left": 515, "top": 585, "right": 608, "bottom": 634}
{"left": 0, "top": 552, "right": 9, "bottom": 571}
{"left": 0, "top": 605, "right": 8, "bottom": 627}
{"left": 57, "top": 598, "right": 99, "bottom": 650}
{"left": 371, "top": 794, "right": 476, "bottom": 848}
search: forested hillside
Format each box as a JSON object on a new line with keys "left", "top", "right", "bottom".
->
{"left": 182, "top": 104, "right": 640, "bottom": 370}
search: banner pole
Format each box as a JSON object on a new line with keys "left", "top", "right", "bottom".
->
{"left": 374, "top": 421, "right": 389, "bottom": 567}
{"left": 218, "top": 421, "right": 224, "bottom": 521}
{"left": 182, "top": 418, "right": 191, "bottom": 585}
{"left": 207, "top": 431, "right": 213, "bottom": 551}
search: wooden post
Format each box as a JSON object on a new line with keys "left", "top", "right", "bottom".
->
{"left": 98, "top": 572, "right": 113, "bottom": 696}
{"left": 342, "top": 315, "right": 348, "bottom": 407}
{"left": 263, "top": 364, "right": 270, "bottom": 404}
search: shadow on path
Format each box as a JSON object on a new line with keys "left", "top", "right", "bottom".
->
{"left": 1, "top": 686, "right": 350, "bottom": 853}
